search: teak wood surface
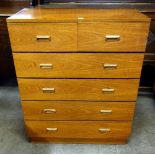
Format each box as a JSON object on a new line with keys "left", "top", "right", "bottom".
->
{"left": 25, "top": 121, "right": 131, "bottom": 140}
{"left": 22, "top": 101, "right": 135, "bottom": 121}
{"left": 8, "top": 23, "right": 77, "bottom": 52}
{"left": 7, "top": 8, "right": 150, "bottom": 23}
{"left": 29, "top": 137, "right": 128, "bottom": 144}
{"left": 7, "top": 8, "right": 150, "bottom": 52}
{"left": 8, "top": 22, "right": 149, "bottom": 52}
{"left": 78, "top": 22, "right": 149, "bottom": 52}
{"left": 17, "top": 79, "right": 139, "bottom": 101}
{"left": 13, "top": 53, "right": 144, "bottom": 78}
{"left": 7, "top": 8, "right": 151, "bottom": 144}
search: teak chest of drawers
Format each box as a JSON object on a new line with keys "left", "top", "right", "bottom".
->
{"left": 7, "top": 8, "right": 150, "bottom": 144}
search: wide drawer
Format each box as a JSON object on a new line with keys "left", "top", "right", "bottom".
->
{"left": 18, "top": 79, "right": 139, "bottom": 101}
{"left": 13, "top": 53, "right": 144, "bottom": 78}
{"left": 22, "top": 101, "right": 135, "bottom": 121}
{"left": 78, "top": 22, "right": 149, "bottom": 52}
{"left": 26, "top": 121, "right": 131, "bottom": 140}
{"left": 7, "top": 23, "right": 77, "bottom": 52}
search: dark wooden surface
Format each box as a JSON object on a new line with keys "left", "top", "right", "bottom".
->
{"left": 140, "top": 12, "right": 155, "bottom": 92}
{"left": 38, "top": 0, "right": 155, "bottom": 12}
{"left": 0, "top": 0, "right": 30, "bottom": 86}
{"left": 0, "top": 16, "right": 16, "bottom": 85}
{"left": 0, "top": 0, "right": 30, "bottom": 8}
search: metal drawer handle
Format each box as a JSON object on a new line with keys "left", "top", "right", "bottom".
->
{"left": 46, "top": 128, "right": 58, "bottom": 132}
{"left": 99, "top": 128, "right": 111, "bottom": 133}
{"left": 42, "top": 88, "right": 55, "bottom": 93}
{"left": 100, "top": 110, "right": 112, "bottom": 114}
{"left": 43, "top": 109, "right": 56, "bottom": 113}
{"left": 105, "top": 35, "right": 120, "bottom": 41}
{"left": 40, "top": 64, "right": 53, "bottom": 69}
{"left": 102, "top": 88, "right": 115, "bottom": 92}
{"left": 36, "top": 35, "right": 51, "bottom": 41}
{"left": 103, "top": 64, "right": 117, "bottom": 69}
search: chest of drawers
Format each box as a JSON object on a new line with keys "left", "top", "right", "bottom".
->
{"left": 7, "top": 8, "right": 150, "bottom": 144}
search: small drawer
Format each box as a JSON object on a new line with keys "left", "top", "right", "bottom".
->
{"left": 13, "top": 53, "right": 144, "bottom": 78}
{"left": 78, "top": 22, "right": 149, "bottom": 52}
{"left": 7, "top": 23, "right": 77, "bottom": 52}
{"left": 18, "top": 79, "right": 139, "bottom": 101}
{"left": 22, "top": 101, "right": 135, "bottom": 121}
{"left": 25, "top": 121, "right": 132, "bottom": 141}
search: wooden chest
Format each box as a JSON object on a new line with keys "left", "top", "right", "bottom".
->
{"left": 7, "top": 8, "right": 150, "bottom": 144}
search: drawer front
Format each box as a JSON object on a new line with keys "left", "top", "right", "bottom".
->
{"left": 26, "top": 121, "right": 131, "bottom": 139}
{"left": 78, "top": 22, "right": 149, "bottom": 52}
{"left": 22, "top": 101, "right": 135, "bottom": 121}
{"left": 8, "top": 23, "right": 77, "bottom": 52}
{"left": 13, "top": 53, "right": 144, "bottom": 78}
{"left": 18, "top": 79, "right": 139, "bottom": 101}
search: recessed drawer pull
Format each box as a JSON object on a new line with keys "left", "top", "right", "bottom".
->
{"left": 100, "top": 110, "right": 112, "bottom": 114}
{"left": 40, "top": 64, "right": 53, "bottom": 69}
{"left": 105, "top": 35, "right": 120, "bottom": 41}
{"left": 42, "top": 88, "right": 55, "bottom": 93}
{"left": 102, "top": 88, "right": 115, "bottom": 92}
{"left": 43, "top": 109, "right": 56, "bottom": 113}
{"left": 99, "top": 128, "right": 111, "bottom": 133}
{"left": 46, "top": 128, "right": 58, "bottom": 132}
{"left": 36, "top": 35, "right": 51, "bottom": 41}
{"left": 103, "top": 64, "right": 117, "bottom": 69}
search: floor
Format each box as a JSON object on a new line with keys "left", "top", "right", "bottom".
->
{"left": 0, "top": 86, "right": 155, "bottom": 154}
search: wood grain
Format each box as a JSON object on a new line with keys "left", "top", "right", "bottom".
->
{"left": 78, "top": 22, "right": 150, "bottom": 52}
{"left": 13, "top": 53, "right": 144, "bottom": 78}
{"left": 18, "top": 79, "right": 139, "bottom": 101}
{"left": 30, "top": 137, "right": 128, "bottom": 144}
{"left": 25, "top": 121, "right": 132, "bottom": 141}
{"left": 22, "top": 101, "right": 135, "bottom": 121}
{"left": 6, "top": 8, "right": 150, "bottom": 144}
{"left": 7, "top": 23, "right": 77, "bottom": 52}
{"left": 7, "top": 8, "right": 150, "bottom": 23}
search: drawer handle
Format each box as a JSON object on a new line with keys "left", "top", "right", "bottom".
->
{"left": 46, "top": 128, "right": 58, "bottom": 132}
{"left": 103, "top": 64, "right": 117, "bottom": 69}
{"left": 43, "top": 109, "right": 56, "bottom": 113}
{"left": 42, "top": 88, "right": 55, "bottom": 93}
{"left": 105, "top": 35, "right": 120, "bottom": 41}
{"left": 40, "top": 64, "right": 53, "bottom": 69}
{"left": 99, "top": 128, "right": 111, "bottom": 133}
{"left": 102, "top": 88, "right": 115, "bottom": 93}
{"left": 100, "top": 110, "right": 112, "bottom": 114}
{"left": 36, "top": 35, "right": 51, "bottom": 41}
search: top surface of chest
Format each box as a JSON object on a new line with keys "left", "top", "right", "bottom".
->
{"left": 7, "top": 8, "right": 150, "bottom": 23}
